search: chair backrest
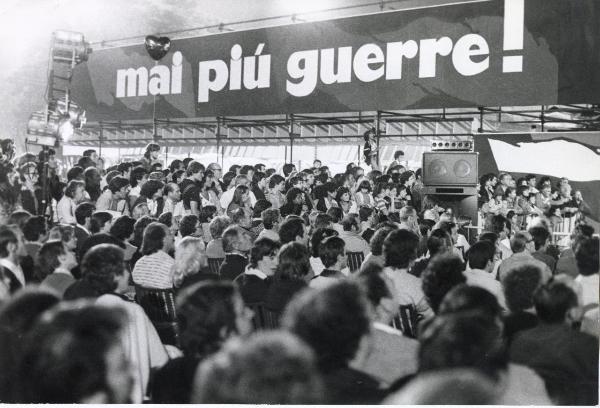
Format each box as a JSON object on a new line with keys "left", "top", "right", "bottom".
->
{"left": 207, "top": 257, "right": 225, "bottom": 275}
{"left": 246, "top": 302, "right": 280, "bottom": 330}
{"left": 134, "top": 285, "right": 177, "bottom": 322}
{"left": 391, "top": 304, "right": 420, "bottom": 339}
{"left": 346, "top": 251, "right": 365, "bottom": 273}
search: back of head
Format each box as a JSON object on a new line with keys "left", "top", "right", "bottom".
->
{"left": 369, "top": 224, "right": 396, "bottom": 256}
{"left": 81, "top": 243, "right": 125, "bottom": 295}
{"left": 383, "top": 229, "right": 419, "bottom": 269}
{"left": 356, "top": 263, "right": 391, "bottom": 309}
{"left": 318, "top": 236, "right": 345, "bottom": 268}
{"left": 502, "top": 264, "right": 543, "bottom": 313}
{"left": 427, "top": 229, "right": 452, "bottom": 257}
{"left": 310, "top": 227, "right": 338, "bottom": 258}
{"left": 276, "top": 242, "right": 310, "bottom": 280}
{"left": 176, "top": 280, "right": 238, "bottom": 358}
{"left": 22, "top": 216, "right": 47, "bottom": 242}
{"left": 528, "top": 226, "right": 550, "bottom": 250}
{"left": 384, "top": 369, "right": 499, "bottom": 405}
{"left": 421, "top": 253, "right": 466, "bottom": 313}
{"left": 141, "top": 222, "right": 167, "bottom": 255}
{"left": 221, "top": 225, "right": 242, "bottom": 253}
{"left": 575, "top": 236, "right": 599, "bottom": 276}
{"left": 340, "top": 214, "right": 359, "bottom": 232}
{"left": 438, "top": 284, "right": 502, "bottom": 320}
{"left": 17, "top": 301, "right": 129, "bottom": 403}
{"left": 35, "top": 240, "right": 66, "bottom": 281}
{"left": 192, "top": 331, "right": 323, "bottom": 404}
{"left": 533, "top": 280, "right": 578, "bottom": 324}
{"left": 278, "top": 217, "right": 305, "bottom": 245}
{"left": 467, "top": 240, "right": 495, "bottom": 270}
{"left": 510, "top": 232, "right": 529, "bottom": 253}
{"left": 282, "top": 280, "right": 370, "bottom": 372}
{"left": 418, "top": 310, "right": 507, "bottom": 380}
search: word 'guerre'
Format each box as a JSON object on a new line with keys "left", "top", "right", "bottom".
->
{"left": 115, "top": 33, "right": 500, "bottom": 102}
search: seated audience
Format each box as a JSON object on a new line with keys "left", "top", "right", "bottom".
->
{"left": 132, "top": 222, "right": 175, "bottom": 289}
{"left": 172, "top": 236, "right": 212, "bottom": 290}
{"left": 205, "top": 215, "right": 231, "bottom": 259}
{"left": 218, "top": 225, "right": 252, "bottom": 281}
{"left": 464, "top": 240, "right": 507, "bottom": 309}
{"left": 310, "top": 236, "right": 347, "bottom": 289}
{"left": 421, "top": 253, "right": 466, "bottom": 314}
{"left": 234, "top": 237, "right": 280, "bottom": 304}
{"left": 37, "top": 240, "right": 77, "bottom": 297}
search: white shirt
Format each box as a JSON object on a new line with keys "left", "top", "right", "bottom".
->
{"left": 0, "top": 258, "right": 25, "bottom": 286}
{"left": 56, "top": 196, "right": 77, "bottom": 224}
{"left": 575, "top": 274, "right": 599, "bottom": 307}
{"left": 220, "top": 187, "right": 257, "bottom": 210}
{"left": 464, "top": 267, "right": 507, "bottom": 309}
{"left": 383, "top": 266, "right": 432, "bottom": 316}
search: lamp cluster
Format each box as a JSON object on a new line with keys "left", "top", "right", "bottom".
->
{"left": 26, "top": 30, "right": 91, "bottom": 146}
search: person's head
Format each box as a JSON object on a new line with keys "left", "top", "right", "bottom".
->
{"left": 427, "top": 229, "right": 453, "bottom": 257}
{"left": 383, "top": 229, "right": 419, "bottom": 269}
{"left": 384, "top": 369, "right": 500, "bottom": 405}
{"left": 533, "top": 280, "right": 578, "bottom": 324}
{"left": 230, "top": 208, "right": 251, "bottom": 229}
{"left": 192, "top": 330, "right": 323, "bottom": 404}
{"left": 208, "top": 215, "right": 231, "bottom": 240}
{"left": 66, "top": 166, "right": 84, "bottom": 181}
{"left": 249, "top": 238, "right": 281, "bottom": 276}
{"left": 528, "top": 226, "right": 551, "bottom": 251}
{"left": 278, "top": 217, "right": 307, "bottom": 245}
{"left": 90, "top": 211, "right": 113, "bottom": 234}
{"left": 63, "top": 180, "right": 86, "bottom": 201}
{"left": 81, "top": 244, "right": 128, "bottom": 295}
{"left": 508, "top": 232, "right": 529, "bottom": 254}
{"left": 222, "top": 225, "right": 252, "bottom": 254}
{"left": 107, "top": 176, "right": 130, "bottom": 199}
{"left": 129, "top": 166, "right": 147, "bottom": 188}
{"left": 467, "top": 240, "right": 495, "bottom": 272}
{"left": 22, "top": 215, "right": 47, "bottom": 243}
{"left": 369, "top": 224, "right": 397, "bottom": 257}
{"left": 575, "top": 237, "right": 599, "bottom": 276}
{"left": 418, "top": 310, "right": 507, "bottom": 380}
{"left": 318, "top": 236, "right": 346, "bottom": 269}
{"left": 252, "top": 199, "right": 272, "bottom": 219}
{"left": 39, "top": 236, "right": 75, "bottom": 274}
{"left": 275, "top": 241, "right": 311, "bottom": 281}
{"left": 438, "top": 284, "right": 502, "bottom": 323}
{"left": 109, "top": 215, "right": 136, "bottom": 242}
{"left": 206, "top": 162, "right": 222, "bottom": 179}
{"left": 157, "top": 212, "right": 178, "bottom": 235}
{"left": 144, "top": 142, "right": 161, "bottom": 160}
{"left": 491, "top": 214, "right": 510, "bottom": 239}
{"left": 356, "top": 263, "right": 399, "bottom": 324}
{"left": 282, "top": 163, "right": 296, "bottom": 177}
{"left": 173, "top": 237, "right": 208, "bottom": 287}
{"left": 422, "top": 254, "right": 466, "bottom": 313}
{"left": 179, "top": 214, "right": 200, "bottom": 238}
{"left": 139, "top": 179, "right": 164, "bottom": 200}
{"left": 358, "top": 206, "right": 375, "bottom": 226}
{"left": 261, "top": 208, "right": 281, "bottom": 231}
{"left": 268, "top": 174, "right": 285, "bottom": 190}
{"left": 0, "top": 225, "right": 23, "bottom": 260}
{"left": 82, "top": 149, "right": 98, "bottom": 162}
{"left": 17, "top": 301, "right": 132, "bottom": 403}
{"left": 177, "top": 281, "right": 252, "bottom": 358}
{"left": 309, "top": 227, "right": 337, "bottom": 258}
{"left": 83, "top": 166, "right": 101, "bottom": 187}
{"left": 19, "top": 161, "right": 39, "bottom": 184}
{"left": 339, "top": 213, "right": 359, "bottom": 233}
{"left": 231, "top": 184, "right": 249, "bottom": 206}
{"left": 503, "top": 264, "right": 544, "bottom": 313}
{"left": 141, "top": 222, "right": 173, "bottom": 255}
{"left": 131, "top": 216, "right": 156, "bottom": 247}
{"left": 282, "top": 280, "right": 370, "bottom": 372}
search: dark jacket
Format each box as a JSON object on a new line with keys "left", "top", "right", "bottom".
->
{"left": 218, "top": 253, "right": 248, "bottom": 281}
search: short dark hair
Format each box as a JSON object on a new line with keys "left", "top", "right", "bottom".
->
{"left": 64, "top": 180, "right": 85, "bottom": 199}
{"left": 478, "top": 232, "right": 498, "bottom": 245}
{"left": 90, "top": 211, "right": 113, "bottom": 234}
{"left": 141, "top": 222, "right": 167, "bottom": 255}
{"left": 369, "top": 225, "right": 397, "bottom": 256}
{"left": 467, "top": 241, "right": 495, "bottom": 270}
{"left": 418, "top": 310, "right": 507, "bottom": 380}
{"left": 131, "top": 216, "right": 156, "bottom": 248}
{"left": 140, "top": 179, "right": 164, "bottom": 198}
{"left": 199, "top": 205, "right": 217, "bottom": 224}
{"left": 0, "top": 226, "right": 18, "bottom": 258}
{"left": 490, "top": 215, "right": 510, "bottom": 236}
{"left": 107, "top": 176, "right": 130, "bottom": 194}
{"left": 77, "top": 233, "right": 126, "bottom": 261}
{"left": 129, "top": 166, "right": 147, "bottom": 187}
{"left": 309, "top": 228, "right": 338, "bottom": 258}
{"left": 158, "top": 212, "right": 173, "bottom": 228}
{"left": 318, "top": 236, "right": 345, "bottom": 268}
{"left": 282, "top": 163, "right": 296, "bottom": 177}
{"left": 528, "top": 226, "right": 550, "bottom": 250}
{"left": 340, "top": 214, "right": 359, "bottom": 232}
{"left": 176, "top": 281, "right": 238, "bottom": 357}
{"left": 35, "top": 240, "right": 66, "bottom": 280}
{"left": 275, "top": 242, "right": 310, "bottom": 280}
{"left": 383, "top": 229, "right": 419, "bottom": 269}
{"left": 268, "top": 174, "right": 285, "bottom": 189}
{"left": 533, "top": 281, "right": 578, "bottom": 323}
{"left": 81, "top": 244, "right": 126, "bottom": 294}
{"left": 16, "top": 301, "right": 127, "bottom": 403}
{"left": 427, "top": 229, "right": 452, "bottom": 257}
{"left": 278, "top": 218, "right": 305, "bottom": 245}
{"left": 252, "top": 199, "right": 272, "bottom": 219}
{"left": 180, "top": 214, "right": 199, "bottom": 238}
{"left": 326, "top": 207, "right": 343, "bottom": 223}
{"left": 358, "top": 206, "right": 374, "bottom": 222}
{"left": 503, "top": 264, "right": 543, "bottom": 312}
{"left": 66, "top": 166, "right": 84, "bottom": 181}
{"left": 22, "top": 216, "right": 47, "bottom": 242}
{"left": 209, "top": 216, "right": 231, "bottom": 240}
{"left": 394, "top": 150, "right": 404, "bottom": 159}
{"left": 75, "top": 202, "right": 95, "bottom": 226}
{"left": 438, "top": 284, "right": 502, "bottom": 320}
{"left": 282, "top": 280, "right": 370, "bottom": 372}
{"left": 261, "top": 209, "right": 280, "bottom": 230}
{"left": 356, "top": 263, "right": 391, "bottom": 308}
{"left": 249, "top": 238, "right": 280, "bottom": 268}
{"left": 117, "top": 161, "right": 133, "bottom": 174}
{"left": 314, "top": 213, "right": 332, "bottom": 230}
{"left": 422, "top": 254, "right": 466, "bottom": 313}
{"left": 575, "top": 237, "right": 599, "bottom": 276}
{"left": 109, "top": 215, "right": 136, "bottom": 241}
{"left": 192, "top": 331, "right": 323, "bottom": 404}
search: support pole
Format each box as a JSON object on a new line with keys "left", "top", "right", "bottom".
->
{"left": 375, "top": 111, "right": 381, "bottom": 170}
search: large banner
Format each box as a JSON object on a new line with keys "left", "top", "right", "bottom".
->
{"left": 474, "top": 132, "right": 600, "bottom": 222}
{"left": 72, "top": 0, "right": 599, "bottom": 121}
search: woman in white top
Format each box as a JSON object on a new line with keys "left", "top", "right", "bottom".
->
{"left": 56, "top": 180, "right": 85, "bottom": 224}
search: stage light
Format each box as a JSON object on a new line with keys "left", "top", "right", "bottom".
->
{"left": 52, "top": 30, "right": 92, "bottom": 64}
{"left": 58, "top": 118, "right": 74, "bottom": 142}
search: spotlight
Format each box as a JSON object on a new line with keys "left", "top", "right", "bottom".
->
{"left": 50, "top": 99, "right": 86, "bottom": 128}
{"left": 52, "top": 30, "right": 92, "bottom": 64}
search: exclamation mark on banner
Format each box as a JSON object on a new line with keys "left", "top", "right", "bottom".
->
{"left": 502, "top": 0, "right": 524, "bottom": 73}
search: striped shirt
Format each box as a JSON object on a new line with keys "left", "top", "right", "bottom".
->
{"left": 132, "top": 250, "right": 175, "bottom": 289}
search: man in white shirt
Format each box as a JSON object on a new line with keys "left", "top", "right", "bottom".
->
{"left": 464, "top": 240, "right": 507, "bottom": 309}
{"left": 96, "top": 176, "right": 130, "bottom": 215}
{"left": 574, "top": 237, "right": 599, "bottom": 337}
{"left": 0, "top": 225, "right": 27, "bottom": 292}
{"left": 497, "top": 232, "right": 552, "bottom": 282}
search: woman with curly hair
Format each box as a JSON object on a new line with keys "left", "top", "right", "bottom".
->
{"left": 226, "top": 184, "right": 252, "bottom": 219}
{"left": 152, "top": 280, "right": 253, "bottom": 403}
{"left": 335, "top": 186, "right": 358, "bottom": 216}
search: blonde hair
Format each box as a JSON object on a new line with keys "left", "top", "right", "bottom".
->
{"left": 173, "top": 236, "right": 207, "bottom": 287}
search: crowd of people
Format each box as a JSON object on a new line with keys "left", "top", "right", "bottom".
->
{"left": 0, "top": 140, "right": 597, "bottom": 404}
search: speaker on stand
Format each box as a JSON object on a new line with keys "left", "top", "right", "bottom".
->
{"left": 422, "top": 151, "right": 479, "bottom": 227}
